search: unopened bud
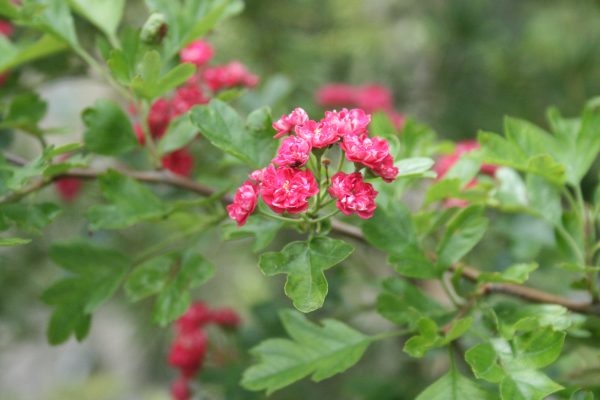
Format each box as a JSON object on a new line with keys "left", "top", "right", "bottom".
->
{"left": 140, "top": 12, "right": 168, "bottom": 45}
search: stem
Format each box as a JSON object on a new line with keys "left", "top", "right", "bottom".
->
{"left": 258, "top": 209, "right": 302, "bottom": 223}
{"left": 74, "top": 46, "right": 133, "bottom": 102}
{"left": 440, "top": 274, "right": 462, "bottom": 308}
{"left": 310, "top": 209, "right": 339, "bottom": 223}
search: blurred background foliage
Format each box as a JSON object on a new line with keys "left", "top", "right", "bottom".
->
{"left": 2, "top": 0, "right": 600, "bottom": 399}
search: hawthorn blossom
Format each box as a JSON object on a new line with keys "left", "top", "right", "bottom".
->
{"left": 55, "top": 178, "right": 82, "bottom": 201}
{"left": 0, "top": 20, "right": 13, "bottom": 37}
{"left": 354, "top": 84, "right": 393, "bottom": 112}
{"left": 260, "top": 165, "right": 319, "bottom": 214}
{"left": 272, "top": 107, "right": 309, "bottom": 138}
{"left": 328, "top": 172, "right": 378, "bottom": 218}
{"left": 168, "top": 329, "right": 207, "bottom": 378}
{"left": 249, "top": 168, "right": 266, "bottom": 183}
{"left": 180, "top": 40, "right": 214, "bottom": 66}
{"left": 172, "top": 84, "right": 208, "bottom": 116}
{"left": 372, "top": 154, "right": 399, "bottom": 182}
{"left": 323, "top": 108, "right": 371, "bottom": 137}
{"left": 316, "top": 84, "right": 358, "bottom": 107}
{"left": 226, "top": 180, "right": 259, "bottom": 226}
{"left": 162, "top": 149, "right": 194, "bottom": 177}
{"left": 148, "top": 98, "right": 172, "bottom": 138}
{"left": 202, "top": 61, "right": 259, "bottom": 92}
{"left": 434, "top": 140, "right": 497, "bottom": 179}
{"left": 273, "top": 135, "right": 312, "bottom": 167}
{"left": 295, "top": 120, "right": 340, "bottom": 148}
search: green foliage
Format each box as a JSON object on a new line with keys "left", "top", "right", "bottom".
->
{"left": 42, "top": 241, "right": 129, "bottom": 344}
{"left": 67, "top": 0, "right": 124, "bottom": 44}
{"left": 242, "top": 310, "right": 373, "bottom": 394}
{"left": 190, "top": 100, "right": 277, "bottom": 168}
{"left": 156, "top": 114, "right": 198, "bottom": 155}
{"left": 85, "top": 170, "right": 169, "bottom": 230}
{"left": 130, "top": 50, "right": 196, "bottom": 99}
{"left": 259, "top": 236, "right": 354, "bottom": 312}
{"left": 403, "top": 317, "right": 473, "bottom": 358}
{"left": 82, "top": 100, "right": 138, "bottom": 156}
{"left": 436, "top": 206, "right": 489, "bottom": 268}
{"left": 0, "top": 34, "right": 68, "bottom": 73}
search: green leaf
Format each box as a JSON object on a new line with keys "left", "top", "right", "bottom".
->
{"left": 242, "top": 309, "right": 373, "bottom": 394}
{"left": 259, "top": 237, "right": 354, "bottom": 312}
{"left": 85, "top": 170, "right": 169, "bottom": 230}
{"left": 362, "top": 201, "right": 437, "bottom": 278}
{"left": 425, "top": 179, "right": 462, "bottom": 205}
{"left": 466, "top": 334, "right": 565, "bottom": 400}
{"left": 157, "top": 114, "right": 198, "bottom": 155}
{"left": 124, "top": 256, "right": 172, "bottom": 302}
{"left": 0, "top": 202, "right": 61, "bottom": 233}
{"left": 376, "top": 278, "right": 446, "bottom": 328}
{"left": 68, "top": 0, "right": 124, "bottom": 42}
{"left": 0, "top": 34, "right": 69, "bottom": 73}
{"left": 32, "top": 0, "right": 79, "bottom": 48}
{"left": 0, "top": 237, "right": 31, "bottom": 246}
{"left": 500, "top": 370, "right": 563, "bottom": 400}
{"left": 396, "top": 157, "right": 435, "bottom": 178}
{"left": 436, "top": 206, "right": 488, "bottom": 268}
{"left": 5, "top": 92, "right": 48, "bottom": 127}
{"left": 43, "top": 241, "right": 129, "bottom": 344}
{"left": 190, "top": 100, "right": 277, "bottom": 168}
{"left": 444, "top": 157, "right": 481, "bottom": 186}
{"left": 82, "top": 100, "right": 138, "bottom": 156}
{"left": 404, "top": 317, "right": 473, "bottom": 358}
{"left": 526, "top": 174, "right": 562, "bottom": 226}
{"left": 221, "top": 216, "right": 283, "bottom": 252}
{"left": 478, "top": 263, "right": 538, "bottom": 284}
{"left": 416, "top": 358, "right": 495, "bottom": 400}
{"left": 131, "top": 50, "right": 196, "bottom": 99}
{"left": 153, "top": 251, "right": 214, "bottom": 326}
{"left": 570, "top": 103, "right": 600, "bottom": 183}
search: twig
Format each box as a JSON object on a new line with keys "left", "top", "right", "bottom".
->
{"left": 3, "top": 151, "right": 600, "bottom": 316}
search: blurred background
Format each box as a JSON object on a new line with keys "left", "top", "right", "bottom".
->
{"left": 2, "top": 0, "right": 600, "bottom": 399}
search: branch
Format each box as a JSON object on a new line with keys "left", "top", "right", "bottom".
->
{"left": 3, "top": 151, "right": 599, "bottom": 315}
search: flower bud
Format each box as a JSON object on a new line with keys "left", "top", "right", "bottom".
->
{"left": 140, "top": 12, "right": 168, "bottom": 45}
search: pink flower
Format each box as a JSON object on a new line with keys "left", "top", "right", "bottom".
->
{"left": 134, "top": 123, "right": 145, "bottom": 145}
{"left": 203, "top": 61, "right": 259, "bottom": 92}
{"left": 210, "top": 308, "right": 241, "bottom": 328}
{"left": 162, "top": 149, "right": 194, "bottom": 177}
{"left": 176, "top": 302, "right": 212, "bottom": 334}
{"left": 249, "top": 168, "right": 266, "bottom": 183}
{"left": 295, "top": 120, "right": 339, "bottom": 148}
{"left": 172, "top": 84, "right": 209, "bottom": 116}
{"left": 260, "top": 165, "right": 319, "bottom": 214}
{"left": 316, "top": 84, "right": 358, "bottom": 107}
{"left": 171, "top": 377, "right": 191, "bottom": 400}
{"left": 0, "top": 20, "right": 13, "bottom": 37}
{"left": 272, "top": 107, "right": 309, "bottom": 138}
{"left": 323, "top": 108, "right": 371, "bottom": 137}
{"left": 340, "top": 133, "right": 389, "bottom": 169}
{"left": 168, "top": 329, "right": 207, "bottom": 377}
{"left": 226, "top": 180, "right": 259, "bottom": 226}
{"left": 328, "top": 172, "right": 378, "bottom": 218}
{"left": 355, "top": 84, "right": 393, "bottom": 112}
{"left": 180, "top": 40, "right": 214, "bottom": 66}
{"left": 434, "top": 140, "right": 497, "bottom": 179}
{"left": 148, "top": 98, "right": 172, "bottom": 138}
{"left": 55, "top": 178, "right": 82, "bottom": 201}
{"left": 372, "top": 154, "right": 399, "bottom": 182}
{"left": 273, "top": 135, "right": 312, "bottom": 167}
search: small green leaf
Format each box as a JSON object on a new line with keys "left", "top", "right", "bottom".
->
{"left": 43, "top": 241, "right": 129, "bottom": 344}
{"left": 67, "top": 0, "right": 124, "bottom": 42}
{"left": 526, "top": 174, "right": 562, "bottom": 226}
{"left": 5, "top": 92, "right": 47, "bottom": 127}
{"left": 85, "top": 170, "right": 169, "bottom": 230}
{"left": 376, "top": 277, "right": 446, "bottom": 327}
{"left": 478, "top": 263, "right": 538, "bottom": 284}
{"left": 82, "top": 100, "right": 138, "bottom": 156}
{"left": 500, "top": 370, "right": 563, "bottom": 400}
{"left": 33, "top": 0, "right": 79, "bottom": 48}
{"left": 416, "top": 358, "right": 495, "bottom": 400}
{"left": 465, "top": 342, "right": 505, "bottom": 383}
{"left": 437, "top": 206, "right": 488, "bottom": 268}
{"left": 157, "top": 114, "right": 198, "bottom": 155}
{"left": 125, "top": 256, "right": 172, "bottom": 302}
{"left": 513, "top": 328, "right": 566, "bottom": 369}
{"left": 0, "top": 34, "right": 69, "bottom": 73}
{"left": 242, "top": 310, "right": 373, "bottom": 394}
{"left": 396, "top": 157, "right": 435, "bottom": 177}
{"left": 259, "top": 237, "right": 354, "bottom": 312}
{"left": 153, "top": 251, "right": 214, "bottom": 326}
{"left": 404, "top": 317, "right": 472, "bottom": 358}
{"left": 221, "top": 216, "right": 283, "bottom": 252}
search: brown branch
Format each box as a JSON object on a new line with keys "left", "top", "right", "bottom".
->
{"left": 3, "top": 151, "right": 599, "bottom": 316}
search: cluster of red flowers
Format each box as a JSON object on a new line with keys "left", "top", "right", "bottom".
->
{"left": 227, "top": 107, "right": 399, "bottom": 226}
{"left": 433, "top": 140, "right": 498, "bottom": 208}
{"left": 0, "top": 19, "right": 13, "bottom": 86}
{"left": 132, "top": 39, "right": 259, "bottom": 177}
{"left": 316, "top": 84, "right": 405, "bottom": 130}
{"left": 168, "top": 302, "right": 240, "bottom": 400}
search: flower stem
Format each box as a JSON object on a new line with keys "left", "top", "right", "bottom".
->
{"left": 259, "top": 209, "right": 302, "bottom": 223}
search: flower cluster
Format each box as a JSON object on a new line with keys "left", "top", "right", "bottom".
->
{"left": 132, "top": 40, "right": 258, "bottom": 177}
{"left": 434, "top": 140, "right": 498, "bottom": 208}
{"left": 316, "top": 83, "right": 405, "bottom": 130}
{"left": 168, "top": 302, "right": 240, "bottom": 400}
{"left": 228, "top": 107, "right": 399, "bottom": 225}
